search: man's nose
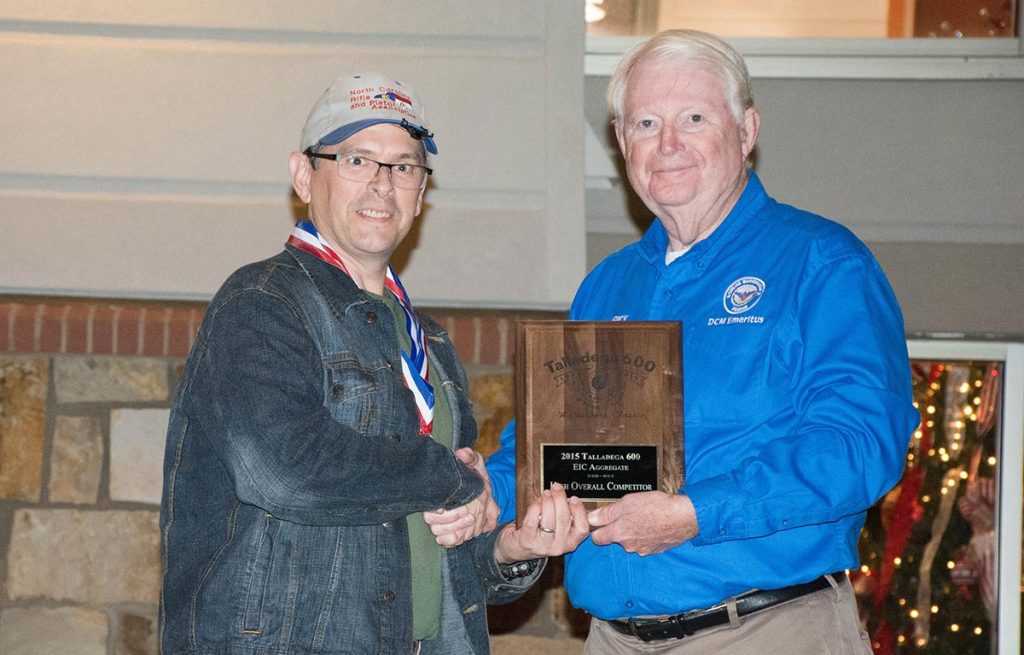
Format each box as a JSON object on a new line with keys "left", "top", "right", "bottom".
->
{"left": 369, "top": 164, "right": 395, "bottom": 194}
{"left": 658, "top": 127, "right": 683, "bottom": 155}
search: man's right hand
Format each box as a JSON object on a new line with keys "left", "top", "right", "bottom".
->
{"left": 587, "top": 490, "right": 698, "bottom": 555}
{"left": 423, "top": 448, "right": 499, "bottom": 548}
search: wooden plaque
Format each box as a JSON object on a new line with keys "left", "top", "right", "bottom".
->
{"left": 514, "top": 321, "right": 683, "bottom": 523}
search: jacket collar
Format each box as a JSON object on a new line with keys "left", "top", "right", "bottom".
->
{"left": 284, "top": 243, "right": 376, "bottom": 315}
{"left": 283, "top": 244, "right": 446, "bottom": 338}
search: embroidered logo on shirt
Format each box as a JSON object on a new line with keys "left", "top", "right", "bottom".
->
{"left": 611, "top": 315, "right": 629, "bottom": 321}
{"left": 723, "top": 277, "right": 766, "bottom": 315}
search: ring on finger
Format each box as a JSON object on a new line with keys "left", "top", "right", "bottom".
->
{"left": 538, "top": 526, "right": 555, "bottom": 534}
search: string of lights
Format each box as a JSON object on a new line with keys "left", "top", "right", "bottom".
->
{"left": 854, "top": 361, "right": 1003, "bottom": 654}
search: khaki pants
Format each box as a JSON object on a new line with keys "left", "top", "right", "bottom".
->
{"left": 584, "top": 576, "right": 872, "bottom": 655}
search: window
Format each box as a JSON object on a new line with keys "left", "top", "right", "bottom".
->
{"left": 584, "top": 0, "right": 1024, "bottom": 79}
{"left": 586, "top": 0, "right": 1017, "bottom": 39}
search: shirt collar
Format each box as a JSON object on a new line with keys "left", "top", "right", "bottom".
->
{"left": 637, "top": 170, "right": 769, "bottom": 267}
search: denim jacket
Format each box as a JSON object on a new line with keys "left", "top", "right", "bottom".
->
{"left": 160, "top": 245, "right": 538, "bottom": 655}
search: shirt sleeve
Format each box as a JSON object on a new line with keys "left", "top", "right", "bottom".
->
{"left": 685, "top": 252, "right": 920, "bottom": 545}
{"left": 183, "top": 287, "right": 483, "bottom": 526}
{"left": 485, "top": 419, "right": 519, "bottom": 524}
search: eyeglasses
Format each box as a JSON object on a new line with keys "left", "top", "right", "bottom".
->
{"left": 306, "top": 152, "right": 432, "bottom": 190}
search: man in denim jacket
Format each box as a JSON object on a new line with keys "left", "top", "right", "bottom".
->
{"left": 160, "top": 72, "right": 589, "bottom": 655}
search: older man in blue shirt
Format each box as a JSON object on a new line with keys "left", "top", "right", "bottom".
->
{"left": 488, "top": 30, "right": 918, "bottom": 654}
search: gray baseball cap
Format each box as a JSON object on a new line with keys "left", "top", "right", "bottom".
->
{"left": 299, "top": 72, "right": 437, "bottom": 154}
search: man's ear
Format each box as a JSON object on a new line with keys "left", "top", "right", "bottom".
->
{"left": 740, "top": 107, "right": 760, "bottom": 160}
{"left": 289, "top": 151, "right": 312, "bottom": 203}
{"left": 414, "top": 185, "right": 425, "bottom": 217}
{"left": 613, "top": 119, "right": 627, "bottom": 159}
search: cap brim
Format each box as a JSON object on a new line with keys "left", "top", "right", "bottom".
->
{"left": 319, "top": 119, "right": 437, "bottom": 155}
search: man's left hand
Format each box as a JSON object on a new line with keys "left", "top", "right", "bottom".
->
{"left": 494, "top": 482, "right": 590, "bottom": 563}
{"left": 587, "top": 491, "right": 698, "bottom": 556}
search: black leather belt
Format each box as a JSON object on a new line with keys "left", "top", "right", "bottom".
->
{"left": 606, "top": 571, "right": 845, "bottom": 642}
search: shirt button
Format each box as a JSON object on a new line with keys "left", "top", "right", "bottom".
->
{"left": 625, "top": 601, "right": 634, "bottom": 609}
{"left": 718, "top": 529, "right": 727, "bottom": 536}
{"left": 383, "top": 590, "right": 396, "bottom": 603}
{"left": 389, "top": 433, "right": 402, "bottom": 442}
{"left": 664, "top": 290, "right": 672, "bottom": 297}
{"left": 782, "top": 520, "right": 790, "bottom": 527}
{"left": 331, "top": 383, "right": 344, "bottom": 398}
{"left": 696, "top": 261, "right": 705, "bottom": 269}
{"left": 366, "top": 310, "right": 378, "bottom": 324}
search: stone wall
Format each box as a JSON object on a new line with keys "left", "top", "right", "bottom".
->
{"left": 0, "top": 297, "right": 585, "bottom": 655}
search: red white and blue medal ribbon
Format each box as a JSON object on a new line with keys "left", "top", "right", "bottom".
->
{"left": 383, "top": 268, "right": 434, "bottom": 436}
{"left": 287, "top": 220, "right": 434, "bottom": 435}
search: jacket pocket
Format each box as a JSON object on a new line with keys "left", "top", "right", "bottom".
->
{"left": 323, "top": 353, "right": 379, "bottom": 434}
{"left": 239, "top": 513, "right": 279, "bottom": 634}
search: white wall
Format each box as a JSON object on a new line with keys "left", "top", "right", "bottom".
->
{"left": 3, "top": 2, "right": 1021, "bottom": 336}
{"left": 0, "top": 1, "right": 586, "bottom": 308}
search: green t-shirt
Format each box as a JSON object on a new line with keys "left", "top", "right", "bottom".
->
{"left": 378, "top": 292, "right": 451, "bottom": 641}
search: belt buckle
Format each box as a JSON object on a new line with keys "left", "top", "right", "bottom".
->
{"left": 626, "top": 618, "right": 658, "bottom": 642}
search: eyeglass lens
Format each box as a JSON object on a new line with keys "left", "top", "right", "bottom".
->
{"left": 336, "top": 156, "right": 426, "bottom": 189}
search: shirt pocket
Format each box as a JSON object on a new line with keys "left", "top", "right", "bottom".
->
{"left": 323, "top": 352, "right": 379, "bottom": 434}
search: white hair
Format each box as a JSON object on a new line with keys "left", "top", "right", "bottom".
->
{"left": 607, "top": 29, "right": 753, "bottom": 125}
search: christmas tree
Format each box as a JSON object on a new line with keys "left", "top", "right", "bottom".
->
{"left": 854, "top": 361, "right": 1003, "bottom": 654}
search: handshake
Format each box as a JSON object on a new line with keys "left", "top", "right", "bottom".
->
{"left": 422, "top": 448, "right": 590, "bottom": 564}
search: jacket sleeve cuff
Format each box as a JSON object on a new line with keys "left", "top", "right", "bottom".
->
{"left": 469, "top": 522, "right": 547, "bottom": 605}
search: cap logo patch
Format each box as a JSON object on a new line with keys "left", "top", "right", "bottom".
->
{"left": 723, "top": 277, "right": 765, "bottom": 315}
{"left": 373, "top": 90, "right": 413, "bottom": 107}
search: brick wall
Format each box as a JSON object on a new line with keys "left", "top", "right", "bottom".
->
{"left": 0, "top": 297, "right": 528, "bottom": 363}
{"left": 0, "top": 297, "right": 585, "bottom": 655}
